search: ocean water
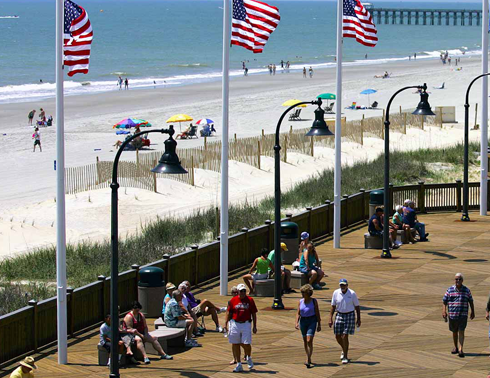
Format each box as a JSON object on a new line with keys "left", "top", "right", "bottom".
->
{"left": 0, "top": 0, "right": 483, "bottom": 103}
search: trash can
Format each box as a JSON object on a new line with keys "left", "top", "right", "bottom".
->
{"left": 369, "top": 190, "right": 384, "bottom": 218}
{"left": 138, "top": 266, "right": 165, "bottom": 318}
{"left": 280, "top": 222, "right": 299, "bottom": 264}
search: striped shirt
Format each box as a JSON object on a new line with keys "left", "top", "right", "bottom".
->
{"left": 443, "top": 285, "right": 473, "bottom": 319}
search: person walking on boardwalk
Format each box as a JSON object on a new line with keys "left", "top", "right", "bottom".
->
{"left": 295, "top": 284, "right": 321, "bottom": 368}
{"left": 329, "top": 279, "right": 360, "bottom": 364}
{"left": 443, "top": 273, "right": 475, "bottom": 358}
{"left": 226, "top": 283, "right": 258, "bottom": 373}
{"left": 10, "top": 357, "right": 37, "bottom": 378}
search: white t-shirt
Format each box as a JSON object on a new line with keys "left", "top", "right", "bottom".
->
{"left": 331, "top": 288, "right": 359, "bottom": 313}
{"left": 181, "top": 294, "right": 189, "bottom": 310}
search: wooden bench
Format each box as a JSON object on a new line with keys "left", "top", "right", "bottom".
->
{"left": 255, "top": 279, "right": 275, "bottom": 297}
{"left": 364, "top": 233, "right": 383, "bottom": 249}
{"left": 290, "top": 270, "right": 308, "bottom": 289}
{"left": 97, "top": 345, "right": 141, "bottom": 366}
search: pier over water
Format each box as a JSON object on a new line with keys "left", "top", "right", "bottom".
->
{"left": 370, "top": 8, "right": 482, "bottom": 26}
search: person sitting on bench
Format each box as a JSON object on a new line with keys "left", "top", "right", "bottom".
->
{"left": 182, "top": 280, "right": 227, "bottom": 333}
{"left": 243, "top": 248, "right": 275, "bottom": 295}
{"left": 164, "top": 289, "right": 198, "bottom": 348}
{"left": 368, "top": 207, "right": 398, "bottom": 248}
{"left": 299, "top": 243, "right": 324, "bottom": 290}
{"left": 124, "top": 301, "right": 173, "bottom": 364}
{"left": 393, "top": 205, "right": 417, "bottom": 244}
{"left": 268, "top": 243, "right": 294, "bottom": 293}
{"left": 402, "top": 200, "right": 429, "bottom": 241}
{"left": 99, "top": 314, "right": 137, "bottom": 366}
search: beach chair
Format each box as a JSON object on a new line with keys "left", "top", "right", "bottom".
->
{"left": 288, "top": 109, "right": 300, "bottom": 121}
{"left": 433, "top": 82, "right": 445, "bottom": 89}
{"left": 187, "top": 126, "right": 198, "bottom": 139}
{"left": 345, "top": 102, "right": 356, "bottom": 110}
{"left": 370, "top": 101, "right": 378, "bottom": 109}
{"left": 324, "top": 102, "right": 335, "bottom": 114}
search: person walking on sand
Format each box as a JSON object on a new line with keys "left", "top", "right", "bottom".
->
{"left": 329, "top": 279, "right": 361, "bottom": 364}
{"left": 32, "top": 128, "right": 41, "bottom": 152}
{"left": 28, "top": 110, "right": 36, "bottom": 125}
{"left": 303, "top": 67, "right": 307, "bottom": 78}
{"left": 226, "top": 283, "right": 258, "bottom": 373}
{"left": 295, "top": 284, "right": 321, "bottom": 368}
{"left": 309, "top": 66, "right": 313, "bottom": 78}
{"left": 273, "top": 64, "right": 276, "bottom": 75}
{"left": 443, "top": 273, "right": 475, "bottom": 358}
{"left": 118, "top": 76, "right": 123, "bottom": 90}
{"left": 124, "top": 78, "right": 129, "bottom": 90}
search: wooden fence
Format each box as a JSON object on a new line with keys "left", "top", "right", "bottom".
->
{"left": 64, "top": 109, "right": 444, "bottom": 195}
{"left": 1, "top": 178, "right": 487, "bottom": 366}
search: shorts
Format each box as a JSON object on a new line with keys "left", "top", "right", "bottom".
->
{"left": 334, "top": 312, "right": 355, "bottom": 335}
{"left": 228, "top": 319, "right": 252, "bottom": 345}
{"left": 252, "top": 273, "right": 268, "bottom": 282}
{"left": 449, "top": 317, "right": 468, "bottom": 332}
{"left": 34, "top": 140, "right": 41, "bottom": 146}
{"left": 191, "top": 305, "right": 202, "bottom": 316}
{"left": 369, "top": 230, "right": 383, "bottom": 237}
{"left": 173, "top": 319, "right": 188, "bottom": 328}
{"left": 299, "top": 315, "right": 317, "bottom": 337}
{"left": 101, "top": 342, "right": 111, "bottom": 352}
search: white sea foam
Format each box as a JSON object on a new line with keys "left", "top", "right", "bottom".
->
{"left": 0, "top": 47, "right": 481, "bottom": 104}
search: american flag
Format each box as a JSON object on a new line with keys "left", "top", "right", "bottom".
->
{"left": 343, "top": 0, "right": 377, "bottom": 47}
{"left": 64, "top": 0, "right": 93, "bottom": 76}
{"left": 231, "top": 0, "right": 280, "bottom": 54}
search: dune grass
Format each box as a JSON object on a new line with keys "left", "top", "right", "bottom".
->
{"left": 0, "top": 142, "right": 481, "bottom": 314}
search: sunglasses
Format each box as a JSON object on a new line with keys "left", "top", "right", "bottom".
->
{"left": 239, "top": 289, "right": 247, "bottom": 292}
{"left": 455, "top": 278, "right": 462, "bottom": 281}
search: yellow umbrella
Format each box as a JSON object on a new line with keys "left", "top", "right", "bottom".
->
{"left": 166, "top": 114, "right": 193, "bottom": 131}
{"left": 282, "top": 99, "right": 307, "bottom": 108}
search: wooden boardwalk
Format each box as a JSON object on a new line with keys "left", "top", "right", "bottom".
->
{"left": 2, "top": 212, "right": 490, "bottom": 378}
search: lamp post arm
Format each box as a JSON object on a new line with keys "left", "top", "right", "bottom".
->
{"left": 111, "top": 128, "right": 174, "bottom": 183}
{"left": 384, "top": 85, "right": 421, "bottom": 123}
{"left": 275, "top": 100, "right": 321, "bottom": 145}
{"left": 465, "top": 73, "right": 490, "bottom": 106}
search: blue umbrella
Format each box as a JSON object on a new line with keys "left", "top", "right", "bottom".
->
{"left": 360, "top": 89, "right": 377, "bottom": 105}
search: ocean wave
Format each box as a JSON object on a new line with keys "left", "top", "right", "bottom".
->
{"left": 167, "top": 63, "right": 209, "bottom": 68}
{"left": 0, "top": 16, "right": 19, "bottom": 19}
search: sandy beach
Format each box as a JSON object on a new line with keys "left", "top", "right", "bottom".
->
{"left": 0, "top": 55, "right": 487, "bottom": 257}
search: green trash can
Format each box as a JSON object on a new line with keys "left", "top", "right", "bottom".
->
{"left": 138, "top": 267, "right": 165, "bottom": 317}
{"left": 280, "top": 222, "right": 299, "bottom": 264}
{"left": 369, "top": 190, "right": 384, "bottom": 217}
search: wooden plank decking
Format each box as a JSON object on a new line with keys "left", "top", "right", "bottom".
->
{"left": 2, "top": 212, "right": 490, "bottom": 378}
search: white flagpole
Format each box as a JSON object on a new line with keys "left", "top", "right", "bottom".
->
{"left": 220, "top": 0, "right": 230, "bottom": 296}
{"left": 56, "top": 0, "right": 68, "bottom": 364}
{"left": 334, "top": 0, "right": 343, "bottom": 248}
{"left": 480, "top": 0, "right": 488, "bottom": 216}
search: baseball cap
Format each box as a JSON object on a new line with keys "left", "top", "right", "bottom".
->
{"left": 237, "top": 283, "right": 247, "bottom": 291}
{"left": 301, "top": 232, "right": 309, "bottom": 241}
{"left": 339, "top": 279, "right": 348, "bottom": 286}
{"left": 280, "top": 242, "right": 288, "bottom": 251}
{"left": 165, "top": 282, "right": 176, "bottom": 290}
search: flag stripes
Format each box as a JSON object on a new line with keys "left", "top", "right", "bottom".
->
{"left": 343, "top": 0, "right": 377, "bottom": 47}
{"left": 64, "top": 0, "right": 93, "bottom": 76}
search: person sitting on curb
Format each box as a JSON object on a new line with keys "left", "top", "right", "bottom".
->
{"left": 403, "top": 200, "right": 429, "bottom": 241}
{"left": 299, "top": 243, "right": 324, "bottom": 290}
{"left": 182, "top": 280, "right": 227, "bottom": 332}
{"left": 368, "top": 207, "right": 398, "bottom": 249}
{"left": 243, "top": 248, "right": 275, "bottom": 295}
{"left": 393, "top": 205, "right": 417, "bottom": 244}
{"left": 10, "top": 357, "right": 37, "bottom": 378}
{"left": 268, "top": 243, "right": 294, "bottom": 294}
{"left": 164, "top": 289, "right": 199, "bottom": 347}
{"left": 124, "top": 301, "right": 173, "bottom": 363}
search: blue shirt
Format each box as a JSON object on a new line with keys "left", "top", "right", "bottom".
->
{"left": 402, "top": 206, "right": 416, "bottom": 227}
{"left": 161, "top": 293, "right": 171, "bottom": 314}
{"left": 368, "top": 214, "right": 382, "bottom": 234}
{"left": 164, "top": 298, "right": 182, "bottom": 327}
{"left": 443, "top": 285, "right": 473, "bottom": 319}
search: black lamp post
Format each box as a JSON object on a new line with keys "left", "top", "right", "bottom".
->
{"left": 272, "top": 99, "right": 334, "bottom": 309}
{"left": 461, "top": 73, "right": 490, "bottom": 221}
{"left": 381, "top": 84, "right": 435, "bottom": 258}
{"left": 109, "top": 126, "right": 186, "bottom": 378}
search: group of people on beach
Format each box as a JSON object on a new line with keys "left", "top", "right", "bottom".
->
{"left": 242, "top": 60, "right": 292, "bottom": 76}
{"left": 118, "top": 76, "right": 129, "bottom": 90}
{"left": 302, "top": 66, "right": 314, "bottom": 78}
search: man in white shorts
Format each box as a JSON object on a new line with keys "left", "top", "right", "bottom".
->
{"left": 226, "top": 283, "right": 258, "bottom": 372}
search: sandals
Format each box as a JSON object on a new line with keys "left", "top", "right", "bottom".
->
{"left": 451, "top": 348, "right": 458, "bottom": 354}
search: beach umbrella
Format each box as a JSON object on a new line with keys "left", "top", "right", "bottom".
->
{"left": 166, "top": 114, "right": 193, "bottom": 131}
{"left": 195, "top": 118, "right": 214, "bottom": 126}
{"left": 282, "top": 99, "right": 307, "bottom": 108}
{"left": 113, "top": 118, "right": 151, "bottom": 129}
{"left": 317, "top": 93, "right": 336, "bottom": 107}
{"left": 360, "top": 89, "right": 377, "bottom": 105}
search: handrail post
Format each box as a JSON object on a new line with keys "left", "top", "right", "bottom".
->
{"left": 191, "top": 245, "right": 199, "bottom": 286}
{"left": 456, "top": 179, "right": 462, "bottom": 212}
{"left": 162, "top": 254, "right": 170, "bottom": 286}
{"left": 306, "top": 207, "right": 313, "bottom": 234}
{"left": 97, "top": 275, "right": 106, "bottom": 322}
{"left": 241, "top": 227, "right": 250, "bottom": 263}
{"left": 389, "top": 183, "right": 394, "bottom": 216}
{"left": 265, "top": 220, "right": 272, "bottom": 251}
{"left": 130, "top": 265, "right": 139, "bottom": 303}
{"left": 28, "top": 300, "right": 38, "bottom": 353}
{"left": 360, "top": 189, "right": 366, "bottom": 220}
{"left": 343, "top": 194, "right": 349, "bottom": 228}
{"left": 67, "top": 287, "right": 74, "bottom": 337}
{"left": 325, "top": 200, "right": 331, "bottom": 235}
{"left": 418, "top": 181, "right": 426, "bottom": 213}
